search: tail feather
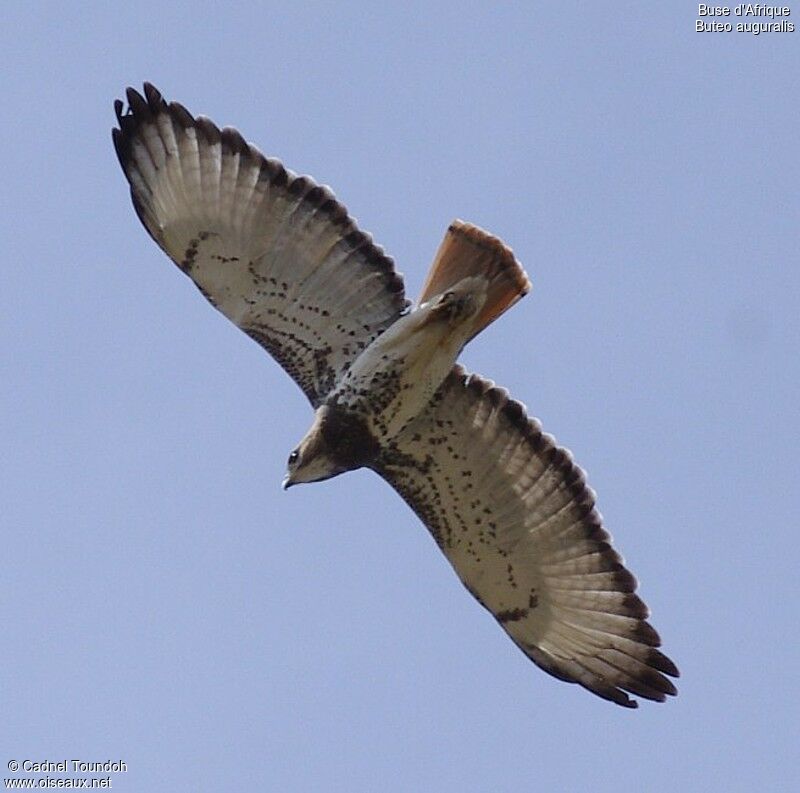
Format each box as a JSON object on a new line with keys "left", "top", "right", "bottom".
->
{"left": 418, "top": 221, "right": 531, "bottom": 339}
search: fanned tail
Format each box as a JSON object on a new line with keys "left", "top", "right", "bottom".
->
{"left": 418, "top": 220, "right": 531, "bottom": 340}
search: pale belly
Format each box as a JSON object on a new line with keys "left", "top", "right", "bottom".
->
{"left": 329, "top": 298, "right": 477, "bottom": 440}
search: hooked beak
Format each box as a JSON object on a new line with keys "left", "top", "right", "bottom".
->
{"left": 282, "top": 474, "right": 294, "bottom": 491}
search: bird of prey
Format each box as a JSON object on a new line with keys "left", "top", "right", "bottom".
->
{"left": 113, "top": 83, "right": 678, "bottom": 708}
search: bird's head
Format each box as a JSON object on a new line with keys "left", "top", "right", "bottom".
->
{"left": 282, "top": 408, "right": 348, "bottom": 489}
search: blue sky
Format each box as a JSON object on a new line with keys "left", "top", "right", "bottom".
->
{"left": 3, "top": 3, "right": 798, "bottom": 791}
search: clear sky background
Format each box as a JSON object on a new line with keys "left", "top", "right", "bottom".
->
{"left": 2, "top": 3, "right": 798, "bottom": 791}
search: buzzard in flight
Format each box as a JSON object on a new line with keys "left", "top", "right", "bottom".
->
{"left": 113, "top": 84, "right": 678, "bottom": 708}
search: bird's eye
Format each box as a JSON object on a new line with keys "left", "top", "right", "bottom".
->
{"left": 288, "top": 450, "right": 299, "bottom": 466}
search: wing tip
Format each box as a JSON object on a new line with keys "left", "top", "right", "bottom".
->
{"left": 113, "top": 83, "right": 172, "bottom": 170}
{"left": 527, "top": 642, "right": 679, "bottom": 708}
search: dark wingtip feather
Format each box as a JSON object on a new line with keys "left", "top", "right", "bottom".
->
{"left": 195, "top": 115, "right": 221, "bottom": 144}
{"left": 168, "top": 100, "right": 195, "bottom": 128}
{"left": 288, "top": 174, "right": 314, "bottom": 198}
{"left": 143, "top": 82, "right": 166, "bottom": 111}
{"left": 267, "top": 158, "right": 288, "bottom": 187}
{"left": 633, "top": 620, "right": 662, "bottom": 647}
{"left": 111, "top": 127, "right": 126, "bottom": 170}
{"left": 606, "top": 688, "right": 638, "bottom": 708}
{"left": 220, "top": 126, "right": 247, "bottom": 155}
{"left": 113, "top": 86, "right": 149, "bottom": 170}
{"left": 125, "top": 86, "right": 150, "bottom": 119}
{"left": 649, "top": 648, "right": 680, "bottom": 678}
{"left": 623, "top": 593, "right": 649, "bottom": 619}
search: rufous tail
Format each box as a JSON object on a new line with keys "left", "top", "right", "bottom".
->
{"left": 418, "top": 220, "right": 531, "bottom": 341}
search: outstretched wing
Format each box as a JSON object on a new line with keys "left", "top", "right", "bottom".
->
{"left": 374, "top": 366, "right": 678, "bottom": 708}
{"left": 113, "top": 84, "right": 408, "bottom": 405}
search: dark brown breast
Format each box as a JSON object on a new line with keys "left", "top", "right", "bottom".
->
{"left": 320, "top": 404, "right": 382, "bottom": 470}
